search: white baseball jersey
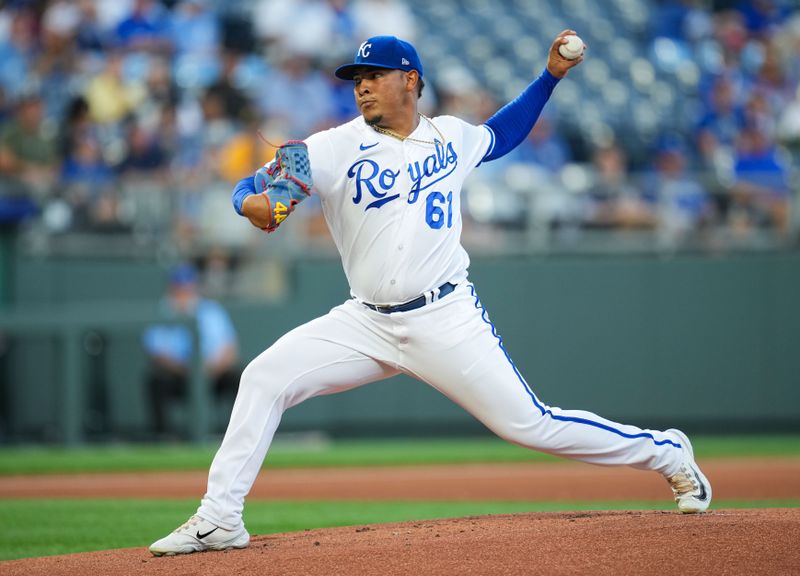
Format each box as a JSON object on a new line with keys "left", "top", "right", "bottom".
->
{"left": 304, "top": 115, "right": 494, "bottom": 305}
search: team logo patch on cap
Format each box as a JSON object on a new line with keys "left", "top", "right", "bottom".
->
{"left": 335, "top": 35, "right": 424, "bottom": 80}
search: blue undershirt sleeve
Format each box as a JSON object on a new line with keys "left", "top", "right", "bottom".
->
{"left": 483, "top": 68, "right": 561, "bottom": 162}
{"left": 232, "top": 175, "right": 256, "bottom": 216}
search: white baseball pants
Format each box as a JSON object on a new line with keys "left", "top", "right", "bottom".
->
{"left": 198, "top": 282, "right": 684, "bottom": 530}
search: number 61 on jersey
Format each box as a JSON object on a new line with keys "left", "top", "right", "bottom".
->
{"left": 425, "top": 191, "right": 453, "bottom": 229}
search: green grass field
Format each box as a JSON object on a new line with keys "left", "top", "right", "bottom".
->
{"left": 1, "top": 435, "right": 798, "bottom": 475}
{"left": 0, "top": 435, "right": 798, "bottom": 561}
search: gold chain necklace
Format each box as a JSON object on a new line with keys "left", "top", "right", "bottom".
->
{"left": 371, "top": 113, "right": 446, "bottom": 146}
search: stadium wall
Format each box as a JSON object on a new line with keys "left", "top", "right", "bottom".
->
{"left": 1, "top": 252, "right": 798, "bottom": 443}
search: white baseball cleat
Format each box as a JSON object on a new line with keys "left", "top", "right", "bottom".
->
{"left": 149, "top": 515, "right": 250, "bottom": 556}
{"left": 664, "top": 428, "right": 712, "bottom": 513}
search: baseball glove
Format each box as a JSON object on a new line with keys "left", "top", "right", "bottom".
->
{"left": 253, "top": 141, "right": 313, "bottom": 232}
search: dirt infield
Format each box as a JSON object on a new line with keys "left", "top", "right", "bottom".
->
{"left": 1, "top": 458, "right": 798, "bottom": 575}
{"left": 1, "top": 458, "right": 798, "bottom": 501}
{"left": 2, "top": 509, "right": 798, "bottom": 576}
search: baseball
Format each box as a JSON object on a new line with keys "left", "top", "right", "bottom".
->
{"left": 558, "top": 35, "right": 585, "bottom": 60}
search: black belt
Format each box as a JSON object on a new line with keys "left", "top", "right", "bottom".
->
{"left": 363, "top": 282, "right": 457, "bottom": 314}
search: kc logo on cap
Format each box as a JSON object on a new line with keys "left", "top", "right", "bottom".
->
{"left": 335, "top": 36, "right": 424, "bottom": 80}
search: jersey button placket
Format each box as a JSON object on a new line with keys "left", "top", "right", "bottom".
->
{"left": 390, "top": 140, "right": 420, "bottom": 297}
{"left": 372, "top": 139, "right": 402, "bottom": 300}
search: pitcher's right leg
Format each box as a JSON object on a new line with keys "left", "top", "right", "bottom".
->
{"left": 150, "top": 305, "right": 396, "bottom": 557}
{"left": 197, "top": 312, "right": 397, "bottom": 531}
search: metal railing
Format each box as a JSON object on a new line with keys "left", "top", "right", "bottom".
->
{"left": 9, "top": 166, "right": 799, "bottom": 260}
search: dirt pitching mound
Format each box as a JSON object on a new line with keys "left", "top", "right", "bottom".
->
{"left": 2, "top": 509, "right": 797, "bottom": 576}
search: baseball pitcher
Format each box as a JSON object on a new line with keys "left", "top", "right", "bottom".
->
{"left": 149, "top": 32, "right": 711, "bottom": 556}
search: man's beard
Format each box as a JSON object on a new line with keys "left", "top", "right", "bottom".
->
{"left": 364, "top": 114, "right": 382, "bottom": 126}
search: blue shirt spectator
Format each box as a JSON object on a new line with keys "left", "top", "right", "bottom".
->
{"left": 169, "top": 0, "right": 219, "bottom": 58}
{"left": 143, "top": 299, "right": 237, "bottom": 366}
{"left": 257, "top": 56, "right": 336, "bottom": 137}
{"left": 61, "top": 138, "right": 114, "bottom": 194}
{"left": 143, "top": 265, "right": 238, "bottom": 367}
{"left": 114, "top": 0, "right": 172, "bottom": 53}
{"left": 0, "top": 9, "right": 38, "bottom": 100}
{"left": 168, "top": 0, "right": 220, "bottom": 88}
{"left": 734, "top": 128, "right": 791, "bottom": 197}
{"left": 643, "top": 136, "right": 711, "bottom": 237}
{"left": 736, "top": 0, "right": 790, "bottom": 35}
{"left": 695, "top": 77, "right": 746, "bottom": 149}
{"left": 143, "top": 263, "right": 241, "bottom": 437}
{"left": 508, "top": 117, "right": 571, "bottom": 173}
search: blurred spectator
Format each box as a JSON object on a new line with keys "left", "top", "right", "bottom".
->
{"left": 352, "top": 0, "right": 417, "bottom": 41}
{"left": 253, "top": 0, "right": 336, "bottom": 58}
{"left": 114, "top": 0, "right": 172, "bottom": 54}
{"left": 117, "top": 121, "right": 169, "bottom": 181}
{"left": 0, "top": 8, "right": 38, "bottom": 101}
{"left": 199, "top": 90, "right": 240, "bottom": 174}
{"left": 582, "top": 143, "right": 655, "bottom": 229}
{"left": 750, "top": 41, "right": 794, "bottom": 115}
{"left": 171, "top": 88, "right": 240, "bottom": 245}
{"left": 257, "top": 52, "right": 336, "bottom": 138}
{"left": 58, "top": 96, "right": 94, "bottom": 161}
{"left": 216, "top": 125, "right": 274, "bottom": 185}
{"left": 169, "top": 0, "right": 219, "bottom": 59}
{"left": 74, "top": 0, "right": 111, "bottom": 54}
{"left": 136, "top": 56, "right": 180, "bottom": 135}
{"left": 695, "top": 76, "right": 745, "bottom": 164}
{"left": 508, "top": 116, "right": 571, "bottom": 173}
{"left": 735, "top": 0, "right": 790, "bottom": 36}
{"left": 142, "top": 263, "right": 241, "bottom": 438}
{"left": 644, "top": 137, "right": 713, "bottom": 244}
{"left": 713, "top": 9, "right": 750, "bottom": 62}
{"left": 328, "top": 0, "right": 359, "bottom": 58}
{"left": 38, "top": 3, "right": 82, "bottom": 122}
{"left": 169, "top": 0, "right": 220, "bottom": 89}
{"left": 56, "top": 98, "right": 117, "bottom": 234}
{"left": 436, "top": 69, "right": 492, "bottom": 124}
{"left": 730, "top": 125, "right": 792, "bottom": 232}
{"left": 0, "top": 95, "right": 56, "bottom": 199}
{"left": 83, "top": 51, "right": 146, "bottom": 125}
{"left": 204, "top": 51, "right": 255, "bottom": 124}
{"left": 743, "top": 91, "right": 775, "bottom": 139}
{"left": 60, "top": 131, "right": 118, "bottom": 231}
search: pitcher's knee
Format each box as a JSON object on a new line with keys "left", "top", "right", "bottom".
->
{"left": 490, "top": 415, "right": 557, "bottom": 452}
{"left": 238, "top": 362, "right": 260, "bottom": 391}
{"left": 490, "top": 420, "right": 534, "bottom": 445}
{"left": 238, "top": 357, "right": 286, "bottom": 401}
{"left": 239, "top": 352, "right": 315, "bottom": 411}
